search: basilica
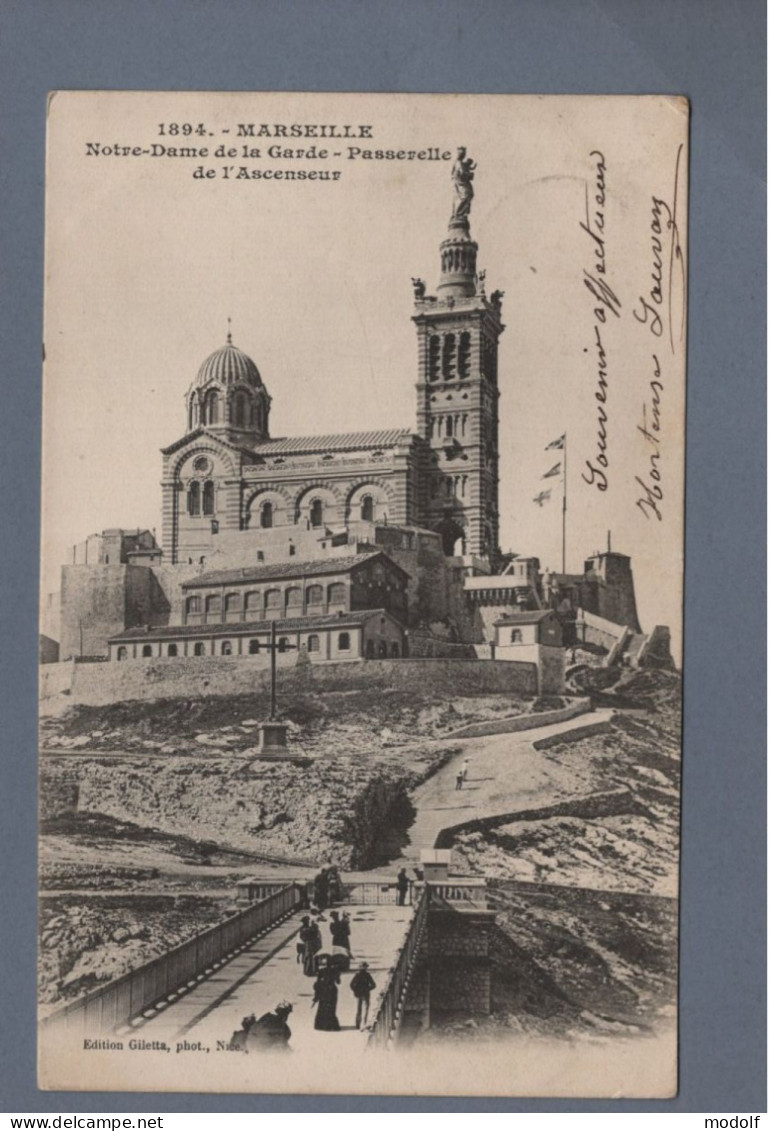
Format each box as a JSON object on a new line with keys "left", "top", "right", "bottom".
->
{"left": 160, "top": 154, "right": 503, "bottom": 570}
{"left": 50, "top": 155, "right": 666, "bottom": 680}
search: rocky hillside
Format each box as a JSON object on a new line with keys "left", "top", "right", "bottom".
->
{"left": 40, "top": 686, "right": 530, "bottom": 754}
{"left": 453, "top": 670, "right": 681, "bottom": 896}
{"left": 39, "top": 894, "right": 226, "bottom": 1009}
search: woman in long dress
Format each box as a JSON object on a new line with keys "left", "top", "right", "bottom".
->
{"left": 312, "top": 968, "right": 341, "bottom": 1031}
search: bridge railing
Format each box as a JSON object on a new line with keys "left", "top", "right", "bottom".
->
{"left": 40, "top": 883, "right": 304, "bottom": 1036}
{"left": 367, "top": 885, "right": 429, "bottom": 1051}
{"left": 424, "top": 878, "right": 487, "bottom": 905}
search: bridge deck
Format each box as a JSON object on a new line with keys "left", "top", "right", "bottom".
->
{"left": 132, "top": 903, "right": 415, "bottom": 1052}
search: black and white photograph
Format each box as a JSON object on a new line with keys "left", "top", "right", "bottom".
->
{"left": 38, "top": 91, "right": 687, "bottom": 1097}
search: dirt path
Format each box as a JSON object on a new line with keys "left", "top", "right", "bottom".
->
{"left": 396, "top": 709, "right": 614, "bottom": 863}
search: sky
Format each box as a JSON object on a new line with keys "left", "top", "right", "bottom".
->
{"left": 42, "top": 92, "right": 687, "bottom": 658}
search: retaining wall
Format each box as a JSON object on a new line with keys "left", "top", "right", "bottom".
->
{"left": 41, "top": 655, "right": 538, "bottom": 707}
{"left": 532, "top": 717, "right": 612, "bottom": 749}
{"left": 444, "top": 698, "right": 591, "bottom": 740}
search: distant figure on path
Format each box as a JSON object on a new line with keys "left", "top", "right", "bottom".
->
{"left": 245, "top": 1002, "right": 293, "bottom": 1052}
{"left": 350, "top": 962, "right": 377, "bottom": 1030}
{"left": 396, "top": 867, "right": 410, "bottom": 906}
{"left": 455, "top": 770, "right": 464, "bottom": 790}
{"left": 312, "top": 967, "right": 341, "bottom": 1031}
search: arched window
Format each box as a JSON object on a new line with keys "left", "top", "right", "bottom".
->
{"left": 265, "top": 589, "right": 281, "bottom": 611}
{"left": 224, "top": 593, "right": 241, "bottom": 621}
{"left": 309, "top": 498, "right": 324, "bottom": 528}
{"left": 233, "top": 394, "right": 246, "bottom": 427}
{"left": 186, "top": 595, "right": 201, "bottom": 617}
{"left": 327, "top": 582, "right": 345, "bottom": 607}
{"left": 142, "top": 644, "right": 152, "bottom": 657}
{"left": 442, "top": 333, "right": 456, "bottom": 380}
{"left": 445, "top": 416, "right": 453, "bottom": 438}
{"left": 248, "top": 639, "right": 260, "bottom": 654}
{"left": 428, "top": 335, "right": 441, "bottom": 382}
{"left": 306, "top": 584, "right": 323, "bottom": 606}
{"left": 260, "top": 500, "right": 273, "bottom": 528}
{"left": 391, "top": 642, "right": 400, "bottom": 658}
{"left": 244, "top": 591, "right": 260, "bottom": 616}
{"left": 193, "top": 641, "right": 205, "bottom": 656}
{"left": 510, "top": 629, "right": 523, "bottom": 644}
{"left": 116, "top": 646, "right": 127, "bottom": 661}
{"left": 167, "top": 643, "right": 178, "bottom": 657}
{"left": 205, "top": 594, "right": 221, "bottom": 620}
{"left": 202, "top": 480, "right": 215, "bottom": 516}
{"left": 458, "top": 331, "right": 471, "bottom": 379}
{"left": 188, "top": 481, "right": 200, "bottom": 516}
{"left": 221, "top": 641, "right": 233, "bottom": 655}
{"left": 338, "top": 632, "right": 351, "bottom": 652}
{"left": 203, "top": 390, "right": 219, "bottom": 425}
{"left": 278, "top": 637, "right": 289, "bottom": 653}
{"left": 360, "top": 495, "right": 374, "bottom": 521}
{"left": 307, "top": 634, "right": 320, "bottom": 653}
{"left": 285, "top": 587, "right": 302, "bottom": 610}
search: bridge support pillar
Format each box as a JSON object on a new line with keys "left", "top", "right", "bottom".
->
{"left": 424, "top": 908, "right": 495, "bottom": 1017}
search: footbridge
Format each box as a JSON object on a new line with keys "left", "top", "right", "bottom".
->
{"left": 41, "top": 873, "right": 493, "bottom": 1053}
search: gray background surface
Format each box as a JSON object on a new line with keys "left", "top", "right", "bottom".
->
{"left": 1, "top": 0, "right": 765, "bottom": 1113}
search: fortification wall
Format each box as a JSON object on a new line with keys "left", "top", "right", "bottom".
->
{"left": 41, "top": 655, "right": 537, "bottom": 707}
{"left": 60, "top": 565, "right": 159, "bottom": 659}
{"left": 579, "top": 609, "right": 626, "bottom": 653}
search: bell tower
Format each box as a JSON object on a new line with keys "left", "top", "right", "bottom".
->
{"left": 412, "top": 149, "right": 504, "bottom": 563}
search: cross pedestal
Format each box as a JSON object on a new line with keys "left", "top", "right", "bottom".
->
{"left": 257, "top": 721, "right": 289, "bottom": 750}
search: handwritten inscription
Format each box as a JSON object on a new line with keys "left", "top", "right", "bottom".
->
{"left": 581, "top": 151, "right": 621, "bottom": 493}
{"left": 632, "top": 144, "right": 686, "bottom": 521}
{"left": 633, "top": 144, "right": 687, "bottom": 353}
{"left": 635, "top": 354, "right": 664, "bottom": 521}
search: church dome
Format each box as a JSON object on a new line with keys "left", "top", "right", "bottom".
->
{"left": 195, "top": 337, "right": 262, "bottom": 388}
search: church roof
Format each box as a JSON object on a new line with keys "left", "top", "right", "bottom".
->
{"left": 252, "top": 429, "right": 414, "bottom": 456}
{"left": 161, "top": 428, "right": 254, "bottom": 457}
{"left": 494, "top": 610, "right": 555, "bottom": 626}
{"left": 195, "top": 339, "right": 263, "bottom": 388}
{"left": 109, "top": 608, "right": 392, "bottom": 641}
{"left": 181, "top": 550, "right": 409, "bottom": 589}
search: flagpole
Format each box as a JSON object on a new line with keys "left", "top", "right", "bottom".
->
{"left": 562, "top": 433, "right": 567, "bottom": 574}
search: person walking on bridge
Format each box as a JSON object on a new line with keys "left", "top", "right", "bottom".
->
{"left": 312, "top": 966, "right": 341, "bottom": 1031}
{"left": 395, "top": 867, "right": 410, "bottom": 906}
{"left": 350, "top": 962, "right": 377, "bottom": 1030}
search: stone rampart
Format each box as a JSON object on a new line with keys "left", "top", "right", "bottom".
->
{"left": 42, "top": 656, "right": 537, "bottom": 707}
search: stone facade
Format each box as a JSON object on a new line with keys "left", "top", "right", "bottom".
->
{"left": 178, "top": 552, "right": 409, "bottom": 628}
{"left": 412, "top": 214, "right": 504, "bottom": 561}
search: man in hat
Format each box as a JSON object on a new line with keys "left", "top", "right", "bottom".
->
{"left": 349, "top": 962, "right": 377, "bottom": 1030}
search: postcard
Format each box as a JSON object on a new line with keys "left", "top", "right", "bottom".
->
{"left": 39, "top": 91, "right": 687, "bottom": 1096}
